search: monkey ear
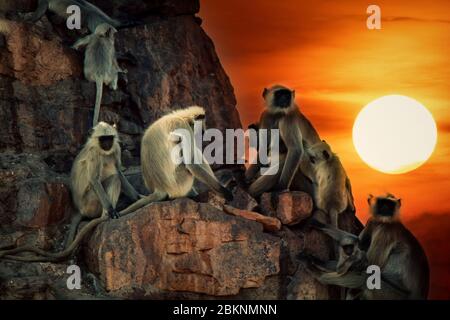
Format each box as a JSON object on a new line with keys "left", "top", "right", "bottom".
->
{"left": 367, "top": 194, "right": 374, "bottom": 205}
{"left": 88, "top": 128, "right": 94, "bottom": 136}
{"left": 262, "top": 88, "right": 268, "bottom": 98}
{"left": 397, "top": 199, "right": 402, "bottom": 208}
{"left": 112, "top": 123, "right": 117, "bottom": 129}
{"left": 291, "top": 90, "right": 295, "bottom": 99}
{"left": 322, "top": 150, "right": 330, "bottom": 160}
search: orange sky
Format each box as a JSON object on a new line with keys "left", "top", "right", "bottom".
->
{"left": 200, "top": 0, "right": 450, "bottom": 223}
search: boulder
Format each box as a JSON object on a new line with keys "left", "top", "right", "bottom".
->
{"left": 194, "top": 190, "right": 226, "bottom": 210}
{"left": 260, "top": 191, "right": 313, "bottom": 226}
{"left": 85, "top": 199, "right": 281, "bottom": 297}
{"left": 229, "top": 186, "right": 258, "bottom": 211}
{"left": 223, "top": 205, "right": 281, "bottom": 232}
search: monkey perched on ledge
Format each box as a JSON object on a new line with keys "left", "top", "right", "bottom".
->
{"left": 301, "top": 194, "right": 429, "bottom": 300}
{"left": 359, "top": 194, "right": 430, "bottom": 299}
{"left": 245, "top": 85, "right": 322, "bottom": 197}
{"left": 306, "top": 140, "right": 355, "bottom": 231}
{"left": 299, "top": 220, "right": 411, "bottom": 300}
{"left": 120, "top": 106, "right": 233, "bottom": 215}
{"left": 0, "top": 122, "right": 141, "bottom": 262}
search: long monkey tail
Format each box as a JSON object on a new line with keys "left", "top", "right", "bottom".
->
{"left": 93, "top": 79, "right": 103, "bottom": 126}
{"left": 0, "top": 215, "right": 109, "bottom": 262}
{"left": 119, "top": 190, "right": 167, "bottom": 216}
{"left": 64, "top": 213, "right": 83, "bottom": 250}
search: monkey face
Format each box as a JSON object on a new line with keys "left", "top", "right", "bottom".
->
{"left": 368, "top": 194, "right": 401, "bottom": 219}
{"left": 342, "top": 244, "right": 355, "bottom": 257}
{"left": 307, "top": 141, "right": 332, "bottom": 164}
{"left": 273, "top": 89, "right": 293, "bottom": 108}
{"left": 99, "top": 135, "right": 115, "bottom": 151}
{"left": 374, "top": 198, "right": 398, "bottom": 217}
{"left": 263, "top": 85, "right": 295, "bottom": 112}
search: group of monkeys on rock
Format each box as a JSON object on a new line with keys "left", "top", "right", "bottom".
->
{"left": 0, "top": 0, "right": 429, "bottom": 300}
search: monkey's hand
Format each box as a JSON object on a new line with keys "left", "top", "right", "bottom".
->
{"left": 108, "top": 207, "right": 120, "bottom": 219}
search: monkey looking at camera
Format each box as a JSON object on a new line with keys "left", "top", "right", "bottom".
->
{"left": 120, "top": 106, "right": 233, "bottom": 215}
{"left": 0, "top": 122, "right": 141, "bottom": 262}
{"left": 300, "top": 220, "right": 412, "bottom": 300}
{"left": 245, "top": 84, "right": 322, "bottom": 197}
{"left": 72, "top": 23, "right": 124, "bottom": 126}
{"left": 27, "top": 0, "right": 137, "bottom": 33}
{"left": 306, "top": 140, "right": 355, "bottom": 231}
{"left": 357, "top": 194, "right": 430, "bottom": 299}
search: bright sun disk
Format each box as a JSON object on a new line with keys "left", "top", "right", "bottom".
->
{"left": 352, "top": 95, "right": 437, "bottom": 174}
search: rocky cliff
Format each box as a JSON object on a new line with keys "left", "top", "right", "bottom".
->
{"left": 0, "top": 0, "right": 362, "bottom": 299}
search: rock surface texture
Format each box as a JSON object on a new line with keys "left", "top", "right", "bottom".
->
{"left": 0, "top": 0, "right": 363, "bottom": 299}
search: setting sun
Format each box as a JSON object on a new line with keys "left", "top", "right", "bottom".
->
{"left": 353, "top": 95, "right": 437, "bottom": 174}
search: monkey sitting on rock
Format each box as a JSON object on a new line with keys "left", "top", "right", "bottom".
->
{"left": 306, "top": 140, "right": 355, "bottom": 230}
{"left": 245, "top": 85, "right": 322, "bottom": 197}
{"left": 72, "top": 23, "right": 125, "bottom": 126}
{"left": 0, "top": 122, "right": 141, "bottom": 262}
{"left": 359, "top": 194, "right": 430, "bottom": 299}
{"left": 120, "top": 106, "right": 234, "bottom": 215}
{"left": 300, "top": 194, "right": 429, "bottom": 300}
{"left": 299, "top": 219, "right": 411, "bottom": 300}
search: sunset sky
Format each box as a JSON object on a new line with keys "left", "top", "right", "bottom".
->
{"left": 200, "top": 0, "right": 450, "bottom": 223}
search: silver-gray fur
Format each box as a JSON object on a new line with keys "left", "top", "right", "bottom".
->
{"left": 72, "top": 23, "right": 124, "bottom": 126}
{"left": 306, "top": 141, "right": 354, "bottom": 231}
{"left": 246, "top": 85, "right": 321, "bottom": 197}
{"left": 120, "top": 106, "right": 233, "bottom": 215}
{"left": 301, "top": 220, "right": 413, "bottom": 300}
{"left": 29, "top": 0, "right": 121, "bottom": 32}
{"left": 0, "top": 122, "right": 140, "bottom": 262}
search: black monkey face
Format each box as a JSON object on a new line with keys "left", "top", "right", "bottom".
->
{"left": 273, "top": 89, "right": 292, "bottom": 108}
{"left": 99, "top": 135, "right": 115, "bottom": 151}
{"left": 342, "top": 244, "right": 355, "bottom": 257}
{"left": 374, "top": 198, "right": 398, "bottom": 217}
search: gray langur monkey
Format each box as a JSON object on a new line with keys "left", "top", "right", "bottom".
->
{"left": 299, "top": 219, "right": 412, "bottom": 300}
{"left": 72, "top": 23, "right": 125, "bottom": 126}
{"left": 358, "top": 194, "right": 430, "bottom": 299}
{"left": 306, "top": 140, "right": 355, "bottom": 231}
{"left": 245, "top": 85, "right": 322, "bottom": 197}
{"left": 120, "top": 106, "right": 234, "bottom": 215}
{"left": 0, "top": 122, "right": 141, "bottom": 262}
{"left": 27, "top": 0, "right": 137, "bottom": 33}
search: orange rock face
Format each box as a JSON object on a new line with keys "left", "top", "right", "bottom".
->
{"left": 85, "top": 199, "right": 281, "bottom": 297}
{"left": 0, "top": 22, "right": 81, "bottom": 86}
{"left": 223, "top": 205, "right": 281, "bottom": 232}
{"left": 260, "top": 191, "right": 313, "bottom": 226}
